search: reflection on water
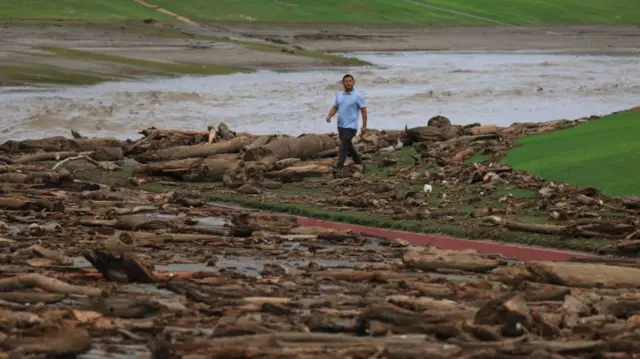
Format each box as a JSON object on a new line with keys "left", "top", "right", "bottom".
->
{"left": 1, "top": 52, "right": 639, "bottom": 141}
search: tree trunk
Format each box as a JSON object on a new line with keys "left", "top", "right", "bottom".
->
{"left": 402, "top": 247, "right": 501, "bottom": 273}
{"left": 0, "top": 136, "right": 123, "bottom": 154}
{"left": 265, "top": 164, "right": 333, "bottom": 180}
{"left": 134, "top": 154, "right": 239, "bottom": 181}
{"left": 243, "top": 134, "right": 337, "bottom": 164}
{"left": 466, "top": 125, "right": 499, "bottom": 136}
{"left": 0, "top": 196, "right": 65, "bottom": 212}
{"left": 135, "top": 136, "right": 252, "bottom": 163}
{"left": 526, "top": 261, "right": 640, "bottom": 288}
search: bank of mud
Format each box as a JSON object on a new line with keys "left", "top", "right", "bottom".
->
{"left": 2, "top": 20, "right": 640, "bottom": 87}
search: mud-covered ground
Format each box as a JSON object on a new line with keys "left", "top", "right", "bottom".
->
{"left": 2, "top": 20, "right": 640, "bottom": 86}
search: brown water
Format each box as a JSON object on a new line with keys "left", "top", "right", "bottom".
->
{"left": 1, "top": 52, "right": 639, "bottom": 142}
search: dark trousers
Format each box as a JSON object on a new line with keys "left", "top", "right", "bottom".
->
{"left": 335, "top": 127, "right": 362, "bottom": 169}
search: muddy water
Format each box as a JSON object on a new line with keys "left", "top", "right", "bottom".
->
{"left": 1, "top": 52, "right": 639, "bottom": 141}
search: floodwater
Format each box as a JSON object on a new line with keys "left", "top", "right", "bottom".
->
{"left": 1, "top": 51, "right": 639, "bottom": 142}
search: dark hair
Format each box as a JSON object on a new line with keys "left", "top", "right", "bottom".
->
{"left": 342, "top": 74, "right": 354, "bottom": 83}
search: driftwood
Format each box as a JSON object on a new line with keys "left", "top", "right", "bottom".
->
{"left": 404, "top": 125, "right": 461, "bottom": 144}
{"left": 134, "top": 155, "right": 239, "bottom": 181}
{"left": 243, "top": 134, "right": 337, "bottom": 164}
{"left": 52, "top": 154, "right": 120, "bottom": 171}
{"left": 265, "top": 164, "right": 333, "bottom": 180}
{"left": 403, "top": 247, "right": 502, "bottom": 273}
{"left": 135, "top": 136, "right": 252, "bottom": 163}
{"left": 2, "top": 328, "right": 92, "bottom": 357}
{"left": 0, "top": 136, "right": 123, "bottom": 154}
{"left": 0, "top": 273, "right": 101, "bottom": 296}
{"left": 485, "top": 216, "right": 637, "bottom": 238}
{"left": 466, "top": 125, "right": 499, "bottom": 136}
{"left": 0, "top": 196, "right": 65, "bottom": 212}
{"left": 525, "top": 261, "right": 640, "bottom": 288}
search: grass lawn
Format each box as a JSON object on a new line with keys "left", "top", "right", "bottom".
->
{"left": 503, "top": 109, "right": 640, "bottom": 197}
{"left": 0, "top": 0, "right": 173, "bottom": 21}
{"left": 415, "top": 0, "right": 640, "bottom": 25}
{"left": 149, "top": 0, "right": 489, "bottom": 24}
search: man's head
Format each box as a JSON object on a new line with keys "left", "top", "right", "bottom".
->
{"left": 342, "top": 74, "right": 355, "bottom": 92}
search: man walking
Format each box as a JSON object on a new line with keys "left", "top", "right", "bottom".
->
{"left": 325, "top": 74, "right": 367, "bottom": 173}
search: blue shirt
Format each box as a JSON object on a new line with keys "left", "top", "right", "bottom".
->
{"left": 333, "top": 90, "right": 366, "bottom": 130}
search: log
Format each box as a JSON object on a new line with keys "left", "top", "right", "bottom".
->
{"left": 135, "top": 136, "right": 252, "bottom": 163}
{"left": 243, "top": 135, "right": 276, "bottom": 151}
{"left": 356, "top": 304, "right": 462, "bottom": 337}
{"left": 526, "top": 261, "right": 640, "bottom": 288}
{"left": 0, "top": 196, "right": 65, "bottom": 212}
{"left": 0, "top": 136, "right": 123, "bottom": 154}
{"left": 0, "top": 291, "right": 66, "bottom": 304}
{"left": 405, "top": 126, "right": 460, "bottom": 143}
{"left": 113, "top": 215, "right": 181, "bottom": 231}
{"left": 485, "top": 216, "right": 566, "bottom": 235}
{"left": 3, "top": 328, "right": 92, "bottom": 357}
{"left": 243, "top": 134, "right": 337, "bottom": 163}
{"left": 467, "top": 125, "right": 499, "bottom": 136}
{"left": 403, "top": 247, "right": 502, "bottom": 273}
{"left": 134, "top": 155, "right": 239, "bottom": 181}
{"left": 485, "top": 216, "right": 636, "bottom": 238}
{"left": 0, "top": 273, "right": 101, "bottom": 296}
{"left": 265, "top": 164, "right": 333, "bottom": 179}
{"left": 0, "top": 151, "right": 86, "bottom": 164}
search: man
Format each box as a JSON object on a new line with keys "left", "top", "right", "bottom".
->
{"left": 325, "top": 74, "right": 367, "bottom": 173}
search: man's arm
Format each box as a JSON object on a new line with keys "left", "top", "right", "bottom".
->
{"left": 357, "top": 94, "right": 367, "bottom": 134}
{"left": 326, "top": 95, "right": 338, "bottom": 122}
{"left": 360, "top": 107, "right": 368, "bottom": 133}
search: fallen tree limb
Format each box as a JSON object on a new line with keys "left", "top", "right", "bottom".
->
{"left": 484, "top": 216, "right": 637, "bottom": 238}
{"left": 0, "top": 136, "right": 123, "bottom": 154}
{"left": 135, "top": 136, "right": 252, "bottom": 163}
{"left": 0, "top": 273, "right": 102, "bottom": 296}
{"left": 243, "top": 134, "right": 337, "bottom": 164}
{"left": 3, "top": 328, "right": 92, "bottom": 357}
{"left": 0, "top": 196, "right": 65, "bottom": 212}
{"left": 52, "top": 154, "right": 120, "bottom": 171}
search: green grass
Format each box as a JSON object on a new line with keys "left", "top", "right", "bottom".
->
{"left": 2, "top": 0, "right": 638, "bottom": 25}
{"left": 415, "top": 0, "right": 640, "bottom": 25}
{"left": 150, "top": 0, "right": 490, "bottom": 25}
{"left": 0, "top": 64, "right": 114, "bottom": 86}
{"left": 503, "top": 110, "right": 640, "bottom": 197}
{"left": 41, "top": 47, "right": 252, "bottom": 76}
{"left": 0, "top": 0, "right": 173, "bottom": 21}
